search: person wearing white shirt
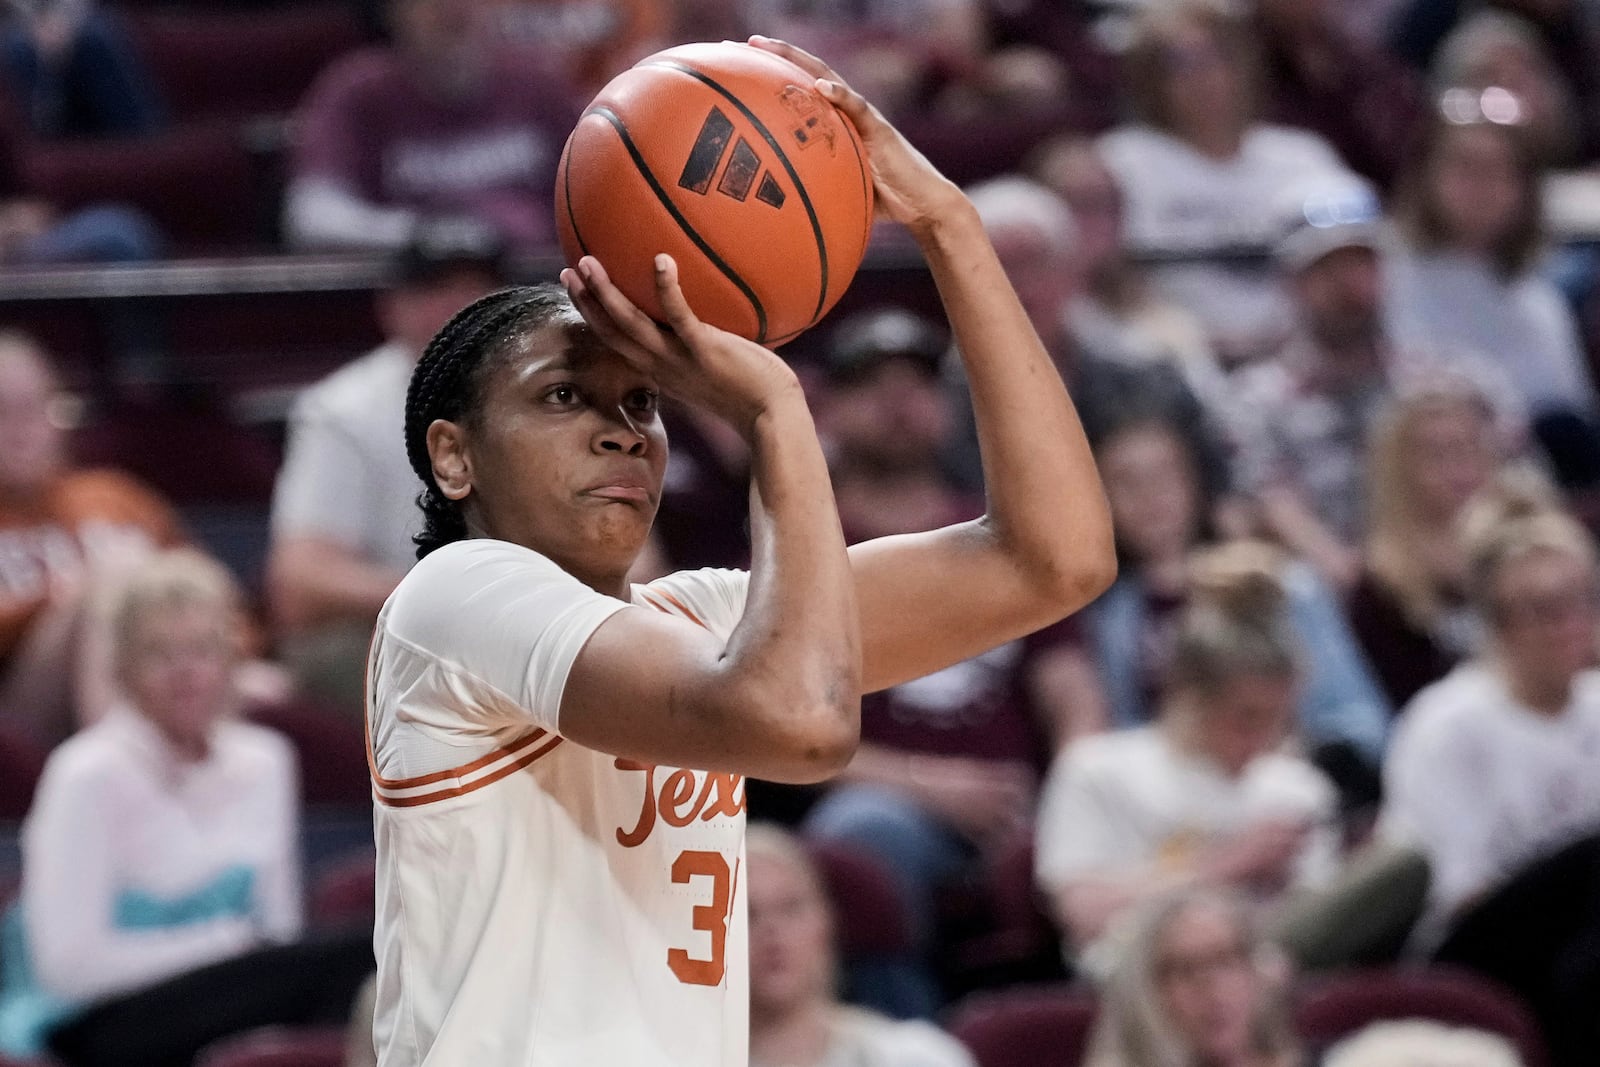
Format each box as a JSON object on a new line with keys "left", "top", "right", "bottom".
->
{"left": 1381, "top": 491, "right": 1600, "bottom": 1067}
{"left": 1097, "top": 0, "right": 1354, "bottom": 366}
{"left": 267, "top": 222, "right": 506, "bottom": 712}
{"left": 0, "top": 550, "right": 371, "bottom": 1067}
{"left": 1035, "top": 541, "right": 1343, "bottom": 978}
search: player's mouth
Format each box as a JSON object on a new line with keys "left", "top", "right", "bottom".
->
{"left": 584, "top": 483, "right": 652, "bottom": 504}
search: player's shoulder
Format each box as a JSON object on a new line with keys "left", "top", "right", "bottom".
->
{"left": 633, "top": 566, "right": 749, "bottom": 635}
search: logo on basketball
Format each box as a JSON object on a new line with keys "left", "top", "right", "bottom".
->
{"left": 678, "top": 107, "right": 788, "bottom": 209}
{"left": 778, "top": 86, "right": 837, "bottom": 154}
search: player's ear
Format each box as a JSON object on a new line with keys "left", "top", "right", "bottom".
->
{"left": 427, "top": 418, "right": 473, "bottom": 501}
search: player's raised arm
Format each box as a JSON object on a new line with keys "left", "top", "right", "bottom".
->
{"left": 754, "top": 37, "right": 1117, "bottom": 692}
{"left": 555, "top": 255, "right": 862, "bottom": 783}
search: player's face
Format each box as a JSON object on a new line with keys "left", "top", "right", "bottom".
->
{"left": 121, "top": 602, "right": 235, "bottom": 756}
{"left": 747, "top": 848, "right": 833, "bottom": 1015}
{"left": 452, "top": 322, "right": 667, "bottom": 589}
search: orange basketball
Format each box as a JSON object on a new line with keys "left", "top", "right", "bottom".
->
{"left": 555, "top": 41, "right": 874, "bottom": 346}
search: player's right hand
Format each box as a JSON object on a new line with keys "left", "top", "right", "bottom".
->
{"left": 562, "top": 253, "right": 805, "bottom": 437}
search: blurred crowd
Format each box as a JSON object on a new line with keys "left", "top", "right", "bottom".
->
{"left": 0, "top": 0, "right": 1596, "bottom": 1064}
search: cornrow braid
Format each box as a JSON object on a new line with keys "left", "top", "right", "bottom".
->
{"left": 404, "top": 283, "right": 576, "bottom": 559}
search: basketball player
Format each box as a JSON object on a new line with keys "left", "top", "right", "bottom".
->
{"left": 366, "top": 37, "right": 1115, "bottom": 1067}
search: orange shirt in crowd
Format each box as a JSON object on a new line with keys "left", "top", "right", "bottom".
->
{"left": 0, "top": 469, "right": 184, "bottom": 658}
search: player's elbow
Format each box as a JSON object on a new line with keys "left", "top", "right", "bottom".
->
{"left": 757, "top": 687, "right": 860, "bottom": 784}
{"left": 1030, "top": 539, "right": 1118, "bottom": 619}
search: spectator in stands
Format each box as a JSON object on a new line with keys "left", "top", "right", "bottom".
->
{"left": 743, "top": 0, "right": 986, "bottom": 122}
{"left": 746, "top": 823, "right": 977, "bottom": 1067}
{"left": 0, "top": 549, "right": 371, "bottom": 1067}
{"left": 494, "top": 0, "right": 669, "bottom": 97}
{"left": 1083, "top": 889, "right": 1303, "bottom": 1067}
{"left": 268, "top": 221, "right": 504, "bottom": 712}
{"left": 1381, "top": 488, "right": 1600, "bottom": 1066}
{"left": 1389, "top": 0, "right": 1600, "bottom": 160}
{"left": 1430, "top": 11, "right": 1591, "bottom": 167}
{"left": 284, "top": 0, "right": 580, "bottom": 251}
{"left": 1349, "top": 383, "right": 1526, "bottom": 709}
{"left": 804, "top": 307, "right": 1106, "bottom": 1016}
{"left": 0, "top": 0, "right": 164, "bottom": 138}
{"left": 1084, "top": 412, "right": 1391, "bottom": 787}
{"left": 0, "top": 332, "right": 183, "bottom": 742}
{"left": 1226, "top": 178, "right": 1525, "bottom": 593}
{"left": 1253, "top": 0, "right": 1426, "bottom": 187}
{"left": 1037, "top": 544, "right": 1349, "bottom": 972}
{"left": 1098, "top": 0, "right": 1354, "bottom": 367}
{"left": 1024, "top": 135, "right": 1225, "bottom": 412}
{"left": 948, "top": 175, "right": 1230, "bottom": 509}
{"left": 1324, "top": 1021, "right": 1524, "bottom": 1067}
{"left": 1386, "top": 93, "right": 1598, "bottom": 427}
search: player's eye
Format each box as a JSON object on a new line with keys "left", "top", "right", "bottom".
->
{"left": 545, "top": 384, "right": 580, "bottom": 406}
{"left": 627, "top": 388, "right": 659, "bottom": 415}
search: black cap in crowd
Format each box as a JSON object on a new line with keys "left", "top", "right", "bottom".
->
{"left": 392, "top": 218, "right": 509, "bottom": 288}
{"left": 824, "top": 308, "right": 948, "bottom": 384}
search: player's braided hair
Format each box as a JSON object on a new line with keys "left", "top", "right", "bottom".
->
{"left": 404, "top": 283, "right": 575, "bottom": 559}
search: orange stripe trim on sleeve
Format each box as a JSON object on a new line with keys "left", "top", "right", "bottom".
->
{"left": 369, "top": 727, "right": 548, "bottom": 790}
{"left": 374, "top": 734, "right": 566, "bottom": 808}
{"left": 651, "top": 590, "right": 707, "bottom": 629}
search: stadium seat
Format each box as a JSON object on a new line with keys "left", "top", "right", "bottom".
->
{"left": 0, "top": 727, "right": 45, "bottom": 821}
{"left": 802, "top": 837, "right": 913, "bottom": 958}
{"left": 17, "top": 121, "right": 266, "bottom": 252}
{"left": 309, "top": 850, "right": 375, "bottom": 932}
{"left": 945, "top": 983, "right": 1098, "bottom": 1067}
{"left": 1294, "top": 966, "right": 1549, "bottom": 1067}
{"left": 245, "top": 697, "right": 370, "bottom": 808}
{"left": 127, "top": 5, "right": 368, "bottom": 123}
{"left": 194, "top": 1025, "right": 346, "bottom": 1067}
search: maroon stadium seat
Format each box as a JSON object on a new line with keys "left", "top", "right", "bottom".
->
{"left": 945, "top": 983, "right": 1099, "bottom": 1067}
{"left": 803, "top": 837, "right": 913, "bottom": 958}
{"left": 1294, "top": 966, "right": 1549, "bottom": 1067}
{"left": 194, "top": 1026, "right": 346, "bottom": 1067}
{"left": 309, "top": 850, "right": 375, "bottom": 931}
{"left": 127, "top": 5, "right": 368, "bottom": 123}
{"left": 16, "top": 121, "right": 265, "bottom": 252}
{"left": 0, "top": 726, "right": 46, "bottom": 821}
{"left": 245, "top": 697, "right": 370, "bottom": 807}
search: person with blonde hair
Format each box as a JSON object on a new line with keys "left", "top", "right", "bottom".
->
{"left": 1349, "top": 378, "right": 1525, "bottom": 707}
{"left": 746, "top": 824, "right": 976, "bottom": 1067}
{"left": 1381, "top": 488, "right": 1600, "bottom": 1066}
{"left": 0, "top": 548, "right": 371, "bottom": 1067}
{"left": 1323, "top": 1020, "right": 1523, "bottom": 1067}
{"left": 1084, "top": 888, "right": 1303, "bottom": 1067}
{"left": 1037, "top": 542, "right": 1342, "bottom": 972}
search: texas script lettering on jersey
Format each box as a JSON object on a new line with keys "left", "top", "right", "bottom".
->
{"left": 614, "top": 759, "right": 747, "bottom": 848}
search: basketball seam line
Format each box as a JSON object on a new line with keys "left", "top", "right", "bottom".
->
{"left": 586, "top": 103, "right": 769, "bottom": 343}
{"left": 641, "top": 59, "right": 831, "bottom": 330}
{"left": 561, "top": 143, "right": 594, "bottom": 260}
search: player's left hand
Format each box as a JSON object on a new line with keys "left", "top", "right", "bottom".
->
{"left": 747, "top": 35, "right": 966, "bottom": 237}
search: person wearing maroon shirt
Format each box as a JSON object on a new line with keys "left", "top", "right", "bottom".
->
{"left": 803, "top": 307, "right": 1107, "bottom": 1018}
{"left": 284, "top": 0, "right": 580, "bottom": 252}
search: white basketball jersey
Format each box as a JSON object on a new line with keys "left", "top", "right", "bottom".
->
{"left": 366, "top": 539, "right": 751, "bottom": 1067}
